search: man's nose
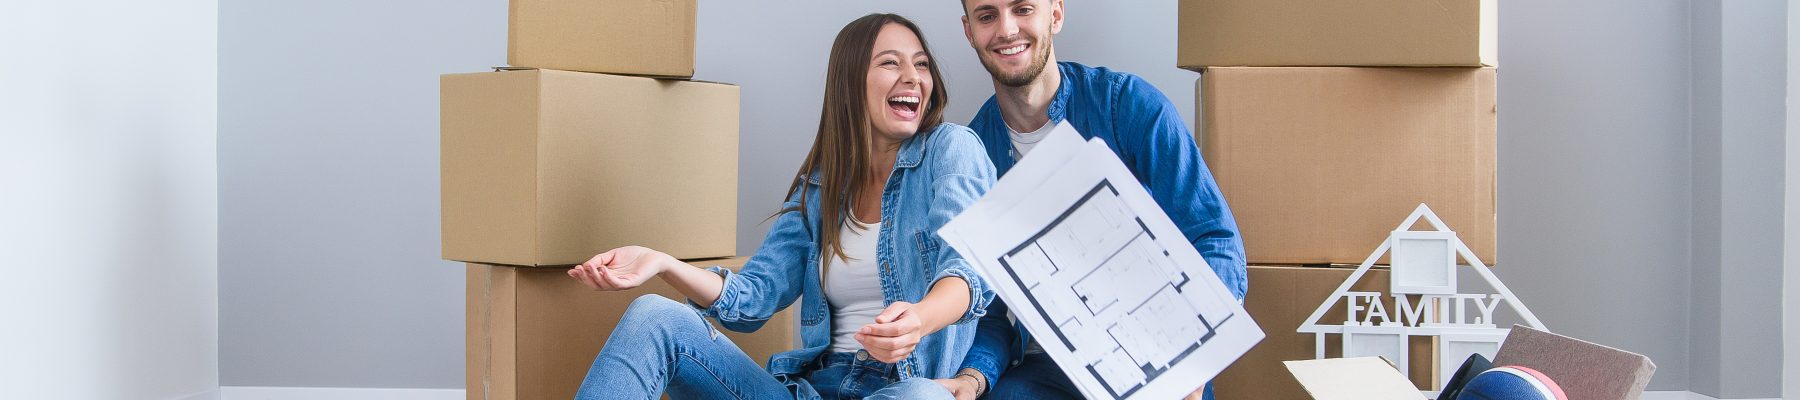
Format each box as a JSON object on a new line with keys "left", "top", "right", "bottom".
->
{"left": 999, "top": 14, "right": 1020, "bottom": 39}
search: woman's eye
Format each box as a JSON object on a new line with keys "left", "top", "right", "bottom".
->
{"left": 879, "top": 60, "right": 898, "bottom": 67}
{"left": 915, "top": 61, "right": 930, "bottom": 68}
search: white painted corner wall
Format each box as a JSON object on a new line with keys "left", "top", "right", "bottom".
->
{"left": 1786, "top": 0, "right": 1800, "bottom": 396}
{"left": 0, "top": 0, "right": 220, "bottom": 399}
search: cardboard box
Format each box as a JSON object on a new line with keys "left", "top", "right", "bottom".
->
{"left": 442, "top": 69, "right": 738, "bottom": 266}
{"left": 1210, "top": 266, "right": 1436, "bottom": 400}
{"left": 1177, "top": 0, "right": 1495, "bottom": 68}
{"left": 509, "top": 0, "right": 696, "bottom": 77}
{"left": 1198, "top": 67, "right": 1497, "bottom": 265}
{"left": 1491, "top": 325, "right": 1657, "bottom": 400}
{"left": 468, "top": 257, "right": 797, "bottom": 400}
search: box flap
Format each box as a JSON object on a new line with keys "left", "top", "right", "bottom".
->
{"left": 1284, "top": 357, "right": 1427, "bottom": 400}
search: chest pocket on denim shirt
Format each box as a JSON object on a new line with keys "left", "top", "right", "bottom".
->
{"left": 913, "top": 229, "right": 940, "bottom": 264}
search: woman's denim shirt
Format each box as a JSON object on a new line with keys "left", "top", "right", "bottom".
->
{"left": 691, "top": 123, "right": 998, "bottom": 390}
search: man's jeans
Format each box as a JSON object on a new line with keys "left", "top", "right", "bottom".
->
{"left": 573, "top": 295, "right": 954, "bottom": 400}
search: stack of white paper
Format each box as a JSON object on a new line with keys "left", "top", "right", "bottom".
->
{"left": 939, "top": 122, "right": 1264, "bottom": 400}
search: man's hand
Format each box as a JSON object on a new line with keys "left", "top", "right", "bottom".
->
{"left": 933, "top": 375, "right": 981, "bottom": 400}
{"left": 855, "top": 301, "right": 925, "bottom": 363}
{"left": 567, "top": 246, "right": 669, "bottom": 291}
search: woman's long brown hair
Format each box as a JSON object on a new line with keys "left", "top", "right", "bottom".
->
{"left": 784, "top": 13, "right": 950, "bottom": 266}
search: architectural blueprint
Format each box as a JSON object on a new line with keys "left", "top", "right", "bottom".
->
{"left": 939, "top": 122, "right": 1263, "bottom": 400}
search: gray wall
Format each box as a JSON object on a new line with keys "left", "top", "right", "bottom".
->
{"left": 1498, "top": 0, "right": 1697, "bottom": 392}
{"left": 218, "top": 0, "right": 1786, "bottom": 395}
{"left": 2, "top": 1, "right": 220, "bottom": 398}
{"left": 218, "top": 0, "right": 501, "bottom": 387}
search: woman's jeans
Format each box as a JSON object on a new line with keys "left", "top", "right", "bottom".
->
{"left": 573, "top": 295, "right": 952, "bottom": 400}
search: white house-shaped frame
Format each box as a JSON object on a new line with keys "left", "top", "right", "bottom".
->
{"left": 1295, "top": 203, "right": 1546, "bottom": 393}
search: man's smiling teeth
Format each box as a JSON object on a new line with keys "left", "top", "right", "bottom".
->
{"left": 998, "top": 44, "right": 1026, "bottom": 55}
{"left": 888, "top": 96, "right": 919, "bottom": 104}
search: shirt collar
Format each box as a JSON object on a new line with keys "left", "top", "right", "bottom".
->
{"left": 804, "top": 125, "right": 932, "bottom": 185}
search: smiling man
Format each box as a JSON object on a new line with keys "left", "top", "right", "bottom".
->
{"left": 934, "top": 1, "right": 1249, "bottom": 399}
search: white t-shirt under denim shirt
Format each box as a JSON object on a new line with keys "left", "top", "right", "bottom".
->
{"left": 1008, "top": 122, "right": 1058, "bottom": 355}
{"left": 1006, "top": 120, "right": 1057, "bottom": 161}
{"left": 825, "top": 218, "right": 884, "bottom": 353}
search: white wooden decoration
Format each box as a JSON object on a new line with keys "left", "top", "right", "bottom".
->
{"left": 1391, "top": 231, "right": 1457, "bottom": 295}
{"left": 1296, "top": 203, "right": 1546, "bottom": 393}
{"left": 1437, "top": 331, "right": 1507, "bottom": 385}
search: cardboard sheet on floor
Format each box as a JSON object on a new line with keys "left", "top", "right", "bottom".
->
{"left": 1284, "top": 357, "right": 1427, "bottom": 400}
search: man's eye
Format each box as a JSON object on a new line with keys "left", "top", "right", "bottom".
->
{"left": 978, "top": 14, "right": 995, "bottom": 23}
{"left": 1016, "top": 6, "right": 1034, "bottom": 15}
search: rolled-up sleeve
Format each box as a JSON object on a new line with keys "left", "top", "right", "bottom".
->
{"left": 690, "top": 194, "right": 812, "bottom": 333}
{"left": 960, "top": 300, "right": 1016, "bottom": 391}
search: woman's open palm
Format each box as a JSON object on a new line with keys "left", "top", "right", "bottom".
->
{"left": 567, "top": 246, "right": 666, "bottom": 291}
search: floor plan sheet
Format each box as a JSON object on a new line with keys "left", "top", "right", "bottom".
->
{"left": 940, "top": 123, "right": 1263, "bottom": 400}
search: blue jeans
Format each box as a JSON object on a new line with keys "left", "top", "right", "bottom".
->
{"left": 573, "top": 295, "right": 953, "bottom": 400}
{"left": 988, "top": 352, "right": 1215, "bottom": 400}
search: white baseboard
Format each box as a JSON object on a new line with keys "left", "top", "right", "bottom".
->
{"left": 1639, "top": 391, "right": 1782, "bottom": 400}
{"left": 175, "top": 388, "right": 221, "bottom": 400}
{"left": 219, "top": 386, "right": 464, "bottom": 400}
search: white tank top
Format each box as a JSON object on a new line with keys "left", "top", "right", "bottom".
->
{"left": 825, "top": 218, "right": 884, "bottom": 353}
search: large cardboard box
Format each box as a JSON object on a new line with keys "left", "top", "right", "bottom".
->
{"left": 1178, "top": 0, "right": 1495, "bottom": 68}
{"left": 1198, "top": 67, "right": 1497, "bottom": 265}
{"left": 509, "top": 0, "right": 697, "bottom": 77}
{"left": 442, "top": 69, "right": 738, "bottom": 266}
{"left": 468, "top": 257, "right": 797, "bottom": 400}
{"left": 1211, "top": 266, "right": 1435, "bottom": 400}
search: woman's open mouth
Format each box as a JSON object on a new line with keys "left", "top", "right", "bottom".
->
{"left": 887, "top": 95, "right": 920, "bottom": 120}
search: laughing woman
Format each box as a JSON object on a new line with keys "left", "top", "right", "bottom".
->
{"left": 566, "top": 13, "right": 996, "bottom": 400}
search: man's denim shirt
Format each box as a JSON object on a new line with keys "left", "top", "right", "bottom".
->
{"left": 959, "top": 61, "right": 1250, "bottom": 390}
{"left": 691, "top": 123, "right": 999, "bottom": 394}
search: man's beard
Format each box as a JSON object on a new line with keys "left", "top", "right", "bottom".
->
{"left": 985, "top": 36, "right": 1052, "bottom": 88}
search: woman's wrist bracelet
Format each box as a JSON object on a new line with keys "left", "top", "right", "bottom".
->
{"left": 954, "top": 369, "right": 987, "bottom": 397}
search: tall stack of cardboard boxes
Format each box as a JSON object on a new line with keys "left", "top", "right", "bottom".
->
{"left": 1178, "top": 0, "right": 1497, "bottom": 398}
{"left": 441, "top": 1, "right": 795, "bottom": 399}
